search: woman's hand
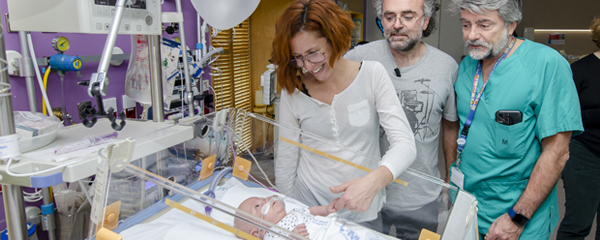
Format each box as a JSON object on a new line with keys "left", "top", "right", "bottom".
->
{"left": 329, "top": 166, "right": 393, "bottom": 212}
{"left": 327, "top": 197, "right": 340, "bottom": 214}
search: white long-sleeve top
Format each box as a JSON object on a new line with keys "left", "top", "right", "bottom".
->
{"left": 275, "top": 61, "right": 416, "bottom": 222}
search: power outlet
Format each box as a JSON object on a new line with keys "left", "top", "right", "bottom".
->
{"left": 202, "top": 80, "right": 210, "bottom": 92}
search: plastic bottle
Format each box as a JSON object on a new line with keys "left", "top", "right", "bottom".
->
{"left": 261, "top": 63, "right": 277, "bottom": 105}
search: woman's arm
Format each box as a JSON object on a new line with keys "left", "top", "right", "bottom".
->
{"left": 274, "top": 90, "right": 302, "bottom": 196}
{"left": 374, "top": 63, "right": 417, "bottom": 180}
{"left": 330, "top": 62, "right": 416, "bottom": 212}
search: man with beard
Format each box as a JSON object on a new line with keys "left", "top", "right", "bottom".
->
{"left": 448, "top": 0, "right": 583, "bottom": 239}
{"left": 344, "top": 0, "right": 459, "bottom": 239}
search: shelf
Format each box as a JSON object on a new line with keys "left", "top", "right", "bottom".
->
{"left": 0, "top": 119, "right": 194, "bottom": 187}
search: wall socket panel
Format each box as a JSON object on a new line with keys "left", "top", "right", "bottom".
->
{"left": 202, "top": 80, "right": 210, "bottom": 92}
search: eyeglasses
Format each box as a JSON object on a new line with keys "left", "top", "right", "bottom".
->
{"left": 382, "top": 13, "right": 424, "bottom": 29}
{"left": 289, "top": 45, "right": 327, "bottom": 68}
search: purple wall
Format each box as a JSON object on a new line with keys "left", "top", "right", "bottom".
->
{"left": 1, "top": 0, "right": 202, "bottom": 237}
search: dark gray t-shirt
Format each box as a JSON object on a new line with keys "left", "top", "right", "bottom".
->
{"left": 345, "top": 40, "right": 458, "bottom": 210}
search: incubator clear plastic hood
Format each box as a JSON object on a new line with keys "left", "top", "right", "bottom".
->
{"left": 87, "top": 108, "right": 478, "bottom": 240}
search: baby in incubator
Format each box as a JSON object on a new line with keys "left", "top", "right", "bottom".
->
{"left": 234, "top": 195, "right": 339, "bottom": 239}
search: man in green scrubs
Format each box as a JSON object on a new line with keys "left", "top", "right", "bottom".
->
{"left": 448, "top": 0, "right": 584, "bottom": 239}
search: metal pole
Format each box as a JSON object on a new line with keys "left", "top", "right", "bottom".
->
{"left": 0, "top": 14, "right": 29, "bottom": 239}
{"left": 148, "top": 35, "right": 164, "bottom": 122}
{"left": 41, "top": 188, "right": 56, "bottom": 240}
{"left": 2, "top": 185, "right": 28, "bottom": 240}
{"left": 175, "top": 0, "right": 195, "bottom": 117}
{"left": 18, "top": 31, "right": 37, "bottom": 112}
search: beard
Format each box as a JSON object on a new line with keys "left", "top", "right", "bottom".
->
{"left": 465, "top": 29, "right": 511, "bottom": 60}
{"left": 384, "top": 21, "right": 424, "bottom": 52}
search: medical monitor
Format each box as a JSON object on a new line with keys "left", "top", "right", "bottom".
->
{"left": 7, "top": 0, "right": 162, "bottom": 34}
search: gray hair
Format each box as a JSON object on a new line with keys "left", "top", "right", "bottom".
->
{"left": 373, "top": 0, "right": 439, "bottom": 37}
{"left": 448, "top": 0, "right": 522, "bottom": 25}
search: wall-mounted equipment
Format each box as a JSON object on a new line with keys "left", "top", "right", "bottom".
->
{"left": 6, "top": 0, "right": 162, "bottom": 35}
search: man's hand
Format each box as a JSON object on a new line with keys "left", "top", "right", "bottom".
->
{"left": 485, "top": 213, "right": 524, "bottom": 240}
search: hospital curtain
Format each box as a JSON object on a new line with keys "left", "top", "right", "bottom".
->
{"left": 210, "top": 19, "right": 253, "bottom": 160}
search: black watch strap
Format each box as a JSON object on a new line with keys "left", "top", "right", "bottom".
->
{"left": 508, "top": 207, "right": 529, "bottom": 227}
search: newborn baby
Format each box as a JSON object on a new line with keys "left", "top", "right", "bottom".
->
{"left": 234, "top": 195, "right": 338, "bottom": 239}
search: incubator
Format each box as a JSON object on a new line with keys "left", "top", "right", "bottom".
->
{"left": 87, "top": 108, "right": 478, "bottom": 240}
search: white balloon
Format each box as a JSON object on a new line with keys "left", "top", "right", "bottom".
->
{"left": 191, "top": 0, "right": 261, "bottom": 30}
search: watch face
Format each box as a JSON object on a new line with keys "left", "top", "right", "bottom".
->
{"left": 512, "top": 213, "right": 529, "bottom": 227}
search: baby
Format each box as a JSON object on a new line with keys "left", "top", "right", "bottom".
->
{"left": 234, "top": 195, "right": 339, "bottom": 239}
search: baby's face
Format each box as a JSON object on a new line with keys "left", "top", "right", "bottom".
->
{"left": 240, "top": 195, "right": 287, "bottom": 224}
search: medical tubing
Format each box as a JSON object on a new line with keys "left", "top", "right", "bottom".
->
{"left": 5, "top": 158, "right": 70, "bottom": 177}
{"left": 226, "top": 128, "right": 270, "bottom": 190}
{"left": 77, "top": 180, "right": 93, "bottom": 204}
{"left": 27, "top": 33, "right": 53, "bottom": 116}
{"left": 198, "top": 47, "right": 224, "bottom": 67}
{"left": 0, "top": 82, "right": 10, "bottom": 97}
{"left": 208, "top": 167, "right": 233, "bottom": 194}
{"left": 41, "top": 66, "right": 51, "bottom": 115}
{"left": 224, "top": 124, "right": 277, "bottom": 189}
{"left": 118, "top": 160, "right": 306, "bottom": 240}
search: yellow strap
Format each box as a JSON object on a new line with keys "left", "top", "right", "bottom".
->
{"left": 280, "top": 137, "right": 408, "bottom": 186}
{"left": 164, "top": 199, "right": 260, "bottom": 240}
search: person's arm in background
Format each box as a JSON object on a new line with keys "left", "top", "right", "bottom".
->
{"left": 330, "top": 62, "right": 416, "bottom": 212}
{"left": 443, "top": 64, "right": 459, "bottom": 183}
{"left": 572, "top": 63, "right": 600, "bottom": 126}
{"left": 486, "top": 131, "right": 571, "bottom": 240}
{"left": 275, "top": 90, "right": 301, "bottom": 196}
{"left": 442, "top": 119, "right": 459, "bottom": 183}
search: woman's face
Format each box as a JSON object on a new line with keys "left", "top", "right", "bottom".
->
{"left": 290, "top": 31, "right": 332, "bottom": 81}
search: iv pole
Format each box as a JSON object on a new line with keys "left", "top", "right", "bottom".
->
{"left": 0, "top": 10, "right": 29, "bottom": 240}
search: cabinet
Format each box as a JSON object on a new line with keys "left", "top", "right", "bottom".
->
{"left": 350, "top": 11, "right": 364, "bottom": 46}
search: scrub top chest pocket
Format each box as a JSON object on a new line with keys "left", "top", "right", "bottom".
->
{"left": 347, "top": 100, "right": 370, "bottom": 127}
{"left": 492, "top": 110, "right": 527, "bottom": 159}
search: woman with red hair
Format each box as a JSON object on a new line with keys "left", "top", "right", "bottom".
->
{"left": 273, "top": 0, "right": 416, "bottom": 224}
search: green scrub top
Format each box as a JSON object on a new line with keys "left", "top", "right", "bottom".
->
{"left": 453, "top": 39, "right": 583, "bottom": 238}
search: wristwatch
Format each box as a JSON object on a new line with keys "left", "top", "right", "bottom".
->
{"left": 508, "top": 207, "right": 529, "bottom": 227}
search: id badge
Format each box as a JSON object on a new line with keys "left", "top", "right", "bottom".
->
{"left": 450, "top": 166, "right": 465, "bottom": 189}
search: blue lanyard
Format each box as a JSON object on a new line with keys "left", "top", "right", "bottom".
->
{"left": 456, "top": 37, "right": 517, "bottom": 167}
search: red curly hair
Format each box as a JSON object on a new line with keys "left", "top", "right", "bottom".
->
{"left": 272, "top": 0, "right": 355, "bottom": 94}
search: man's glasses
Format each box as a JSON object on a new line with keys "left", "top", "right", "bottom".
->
{"left": 382, "top": 13, "right": 424, "bottom": 29}
{"left": 289, "top": 45, "right": 326, "bottom": 68}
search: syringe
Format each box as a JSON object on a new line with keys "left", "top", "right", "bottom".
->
{"left": 54, "top": 131, "right": 118, "bottom": 155}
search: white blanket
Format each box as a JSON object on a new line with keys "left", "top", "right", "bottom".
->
{"left": 118, "top": 178, "right": 396, "bottom": 240}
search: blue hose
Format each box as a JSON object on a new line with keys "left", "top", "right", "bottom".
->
{"left": 203, "top": 167, "right": 233, "bottom": 216}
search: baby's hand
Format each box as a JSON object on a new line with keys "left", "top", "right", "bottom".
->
{"left": 292, "top": 223, "right": 309, "bottom": 237}
{"left": 327, "top": 197, "right": 340, "bottom": 214}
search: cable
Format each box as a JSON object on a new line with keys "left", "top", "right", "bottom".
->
{"left": 224, "top": 123, "right": 277, "bottom": 190}
{"left": 225, "top": 127, "right": 272, "bottom": 190}
{"left": 0, "top": 82, "right": 11, "bottom": 98}
{"left": 5, "top": 158, "right": 69, "bottom": 177}
{"left": 27, "top": 33, "right": 53, "bottom": 116}
{"left": 23, "top": 188, "right": 43, "bottom": 202}
{"left": 42, "top": 66, "right": 52, "bottom": 115}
